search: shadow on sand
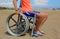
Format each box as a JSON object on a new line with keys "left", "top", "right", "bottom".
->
{"left": 5, "top": 32, "right": 26, "bottom": 37}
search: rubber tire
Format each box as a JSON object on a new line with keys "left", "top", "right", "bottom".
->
{"left": 6, "top": 13, "right": 29, "bottom": 36}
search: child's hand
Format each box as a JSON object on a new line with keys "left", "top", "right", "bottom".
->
{"left": 15, "top": 9, "right": 20, "bottom": 14}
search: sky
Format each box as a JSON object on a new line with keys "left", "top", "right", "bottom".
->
{"left": 0, "top": 0, "right": 60, "bottom": 8}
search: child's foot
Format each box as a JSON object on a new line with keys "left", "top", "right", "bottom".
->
{"left": 36, "top": 31, "right": 43, "bottom": 36}
{"left": 40, "top": 31, "right": 45, "bottom": 34}
{"left": 32, "top": 32, "right": 43, "bottom": 37}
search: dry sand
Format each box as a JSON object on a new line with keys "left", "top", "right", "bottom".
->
{"left": 0, "top": 10, "right": 60, "bottom": 39}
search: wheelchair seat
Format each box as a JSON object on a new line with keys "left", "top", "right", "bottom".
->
{"left": 23, "top": 12, "right": 35, "bottom": 17}
{"left": 23, "top": 11, "right": 40, "bottom": 18}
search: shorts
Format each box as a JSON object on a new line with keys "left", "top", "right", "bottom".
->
{"left": 23, "top": 11, "right": 40, "bottom": 17}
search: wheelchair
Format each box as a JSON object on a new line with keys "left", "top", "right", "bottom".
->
{"left": 6, "top": 11, "right": 36, "bottom": 36}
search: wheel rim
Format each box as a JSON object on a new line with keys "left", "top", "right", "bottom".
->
{"left": 6, "top": 13, "right": 29, "bottom": 36}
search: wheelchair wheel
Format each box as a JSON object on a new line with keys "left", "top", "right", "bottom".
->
{"left": 6, "top": 13, "right": 29, "bottom": 36}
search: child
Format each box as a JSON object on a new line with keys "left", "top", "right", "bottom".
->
{"left": 13, "top": 0, "right": 48, "bottom": 37}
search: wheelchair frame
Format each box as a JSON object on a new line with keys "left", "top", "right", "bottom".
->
{"left": 6, "top": 11, "right": 36, "bottom": 36}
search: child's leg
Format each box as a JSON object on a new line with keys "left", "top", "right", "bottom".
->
{"left": 35, "top": 12, "right": 48, "bottom": 34}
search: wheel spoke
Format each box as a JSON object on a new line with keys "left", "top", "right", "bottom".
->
{"left": 15, "top": 26, "right": 19, "bottom": 34}
{"left": 17, "top": 14, "right": 21, "bottom": 22}
{"left": 18, "top": 26, "right": 25, "bottom": 33}
{"left": 21, "top": 26, "right": 25, "bottom": 30}
{"left": 9, "top": 24, "right": 17, "bottom": 28}
{"left": 17, "top": 14, "right": 23, "bottom": 26}
{"left": 18, "top": 19, "right": 25, "bottom": 26}
{"left": 21, "top": 22, "right": 26, "bottom": 26}
{"left": 11, "top": 17, "right": 17, "bottom": 23}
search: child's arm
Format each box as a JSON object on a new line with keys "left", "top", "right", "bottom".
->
{"left": 13, "top": 0, "right": 19, "bottom": 14}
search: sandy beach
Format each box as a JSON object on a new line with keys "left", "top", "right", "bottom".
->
{"left": 0, "top": 10, "right": 60, "bottom": 39}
